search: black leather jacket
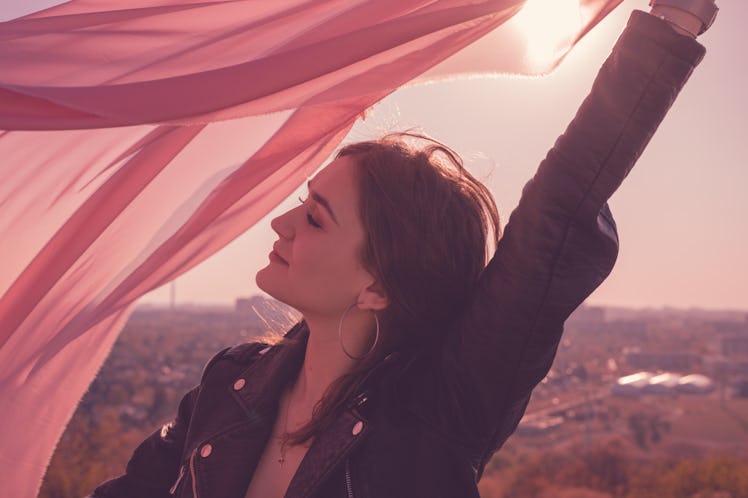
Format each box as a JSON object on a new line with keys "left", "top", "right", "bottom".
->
{"left": 92, "top": 11, "right": 705, "bottom": 498}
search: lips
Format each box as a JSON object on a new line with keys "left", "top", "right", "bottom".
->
{"left": 270, "top": 243, "right": 289, "bottom": 265}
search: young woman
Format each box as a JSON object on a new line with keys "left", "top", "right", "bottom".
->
{"left": 92, "top": 2, "right": 718, "bottom": 497}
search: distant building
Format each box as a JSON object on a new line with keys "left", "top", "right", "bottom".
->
{"left": 612, "top": 371, "right": 714, "bottom": 396}
{"left": 643, "top": 372, "right": 681, "bottom": 395}
{"left": 612, "top": 372, "right": 652, "bottom": 397}
{"left": 677, "top": 374, "right": 715, "bottom": 394}
{"left": 625, "top": 350, "right": 699, "bottom": 371}
{"left": 566, "top": 305, "right": 606, "bottom": 332}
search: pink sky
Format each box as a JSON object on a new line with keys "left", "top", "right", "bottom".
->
{"left": 5, "top": 1, "right": 747, "bottom": 310}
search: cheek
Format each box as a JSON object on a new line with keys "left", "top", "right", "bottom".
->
{"left": 291, "top": 239, "right": 364, "bottom": 295}
{"left": 294, "top": 243, "right": 354, "bottom": 282}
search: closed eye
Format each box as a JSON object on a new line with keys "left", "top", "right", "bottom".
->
{"left": 298, "top": 196, "right": 322, "bottom": 228}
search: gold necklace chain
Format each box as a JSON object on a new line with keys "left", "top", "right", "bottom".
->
{"left": 278, "top": 392, "right": 292, "bottom": 466}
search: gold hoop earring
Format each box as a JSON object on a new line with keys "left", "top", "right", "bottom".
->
{"left": 338, "top": 303, "right": 380, "bottom": 360}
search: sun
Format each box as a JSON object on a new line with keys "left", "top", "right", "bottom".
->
{"left": 512, "top": 0, "right": 583, "bottom": 69}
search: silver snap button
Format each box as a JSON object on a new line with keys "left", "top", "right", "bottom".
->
{"left": 352, "top": 421, "right": 364, "bottom": 436}
{"left": 233, "top": 378, "right": 246, "bottom": 391}
{"left": 259, "top": 346, "right": 271, "bottom": 355}
{"left": 200, "top": 444, "right": 212, "bottom": 458}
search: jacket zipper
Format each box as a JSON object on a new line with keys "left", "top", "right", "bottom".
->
{"left": 169, "top": 465, "right": 185, "bottom": 495}
{"left": 345, "top": 458, "right": 355, "bottom": 498}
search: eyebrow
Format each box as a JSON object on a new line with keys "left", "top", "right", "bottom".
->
{"left": 307, "top": 180, "right": 339, "bottom": 225}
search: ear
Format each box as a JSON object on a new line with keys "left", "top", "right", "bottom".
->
{"left": 356, "top": 280, "right": 389, "bottom": 312}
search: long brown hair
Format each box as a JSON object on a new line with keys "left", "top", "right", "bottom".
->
{"left": 286, "top": 132, "right": 501, "bottom": 445}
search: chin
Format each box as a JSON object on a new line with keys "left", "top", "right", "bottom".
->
{"left": 255, "top": 265, "right": 273, "bottom": 294}
{"left": 256, "top": 266, "right": 289, "bottom": 304}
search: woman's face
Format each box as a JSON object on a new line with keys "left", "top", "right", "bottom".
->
{"left": 256, "top": 156, "right": 380, "bottom": 317}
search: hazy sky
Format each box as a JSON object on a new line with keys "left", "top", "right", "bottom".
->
{"left": 6, "top": 1, "right": 747, "bottom": 310}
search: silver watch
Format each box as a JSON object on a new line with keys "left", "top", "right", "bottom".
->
{"left": 649, "top": 0, "right": 719, "bottom": 35}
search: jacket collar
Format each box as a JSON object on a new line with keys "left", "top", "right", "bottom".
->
{"left": 230, "top": 321, "right": 402, "bottom": 416}
{"left": 225, "top": 321, "right": 385, "bottom": 498}
{"left": 285, "top": 408, "right": 369, "bottom": 498}
{"left": 229, "top": 321, "right": 308, "bottom": 417}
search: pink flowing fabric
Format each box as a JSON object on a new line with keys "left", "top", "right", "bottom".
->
{"left": 0, "top": 0, "right": 620, "bottom": 495}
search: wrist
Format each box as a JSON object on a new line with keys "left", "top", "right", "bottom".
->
{"left": 648, "top": 0, "right": 718, "bottom": 37}
{"left": 650, "top": 6, "right": 701, "bottom": 38}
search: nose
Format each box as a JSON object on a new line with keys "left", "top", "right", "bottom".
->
{"left": 270, "top": 205, "right": 298, "bottom": 240}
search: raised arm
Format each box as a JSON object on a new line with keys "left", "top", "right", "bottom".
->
{"left": 402, "top": 8, "right": 710, "bottom": 476}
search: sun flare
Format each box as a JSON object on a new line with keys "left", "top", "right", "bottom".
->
{"left": 513, "top": 0, "right": 582, "bottom": 68}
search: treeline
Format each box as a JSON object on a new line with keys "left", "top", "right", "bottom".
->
{"left": 39, "top": 309, "right": 269, "bottom": 498}
{"left": 41, "top": 420, "right": 748, "bottom": 498}
{"left": 479, "top": 440, "right": 748, "bottom": 498}
{"left": 40, "top": 407, "right": 143, "bottom": 498}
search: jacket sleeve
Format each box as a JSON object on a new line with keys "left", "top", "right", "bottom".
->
{"left": 402, "top": 11, "right": 706, "bottom": 474}
{"left": 88, "top": 347, "right": 231, "bottom": 498}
